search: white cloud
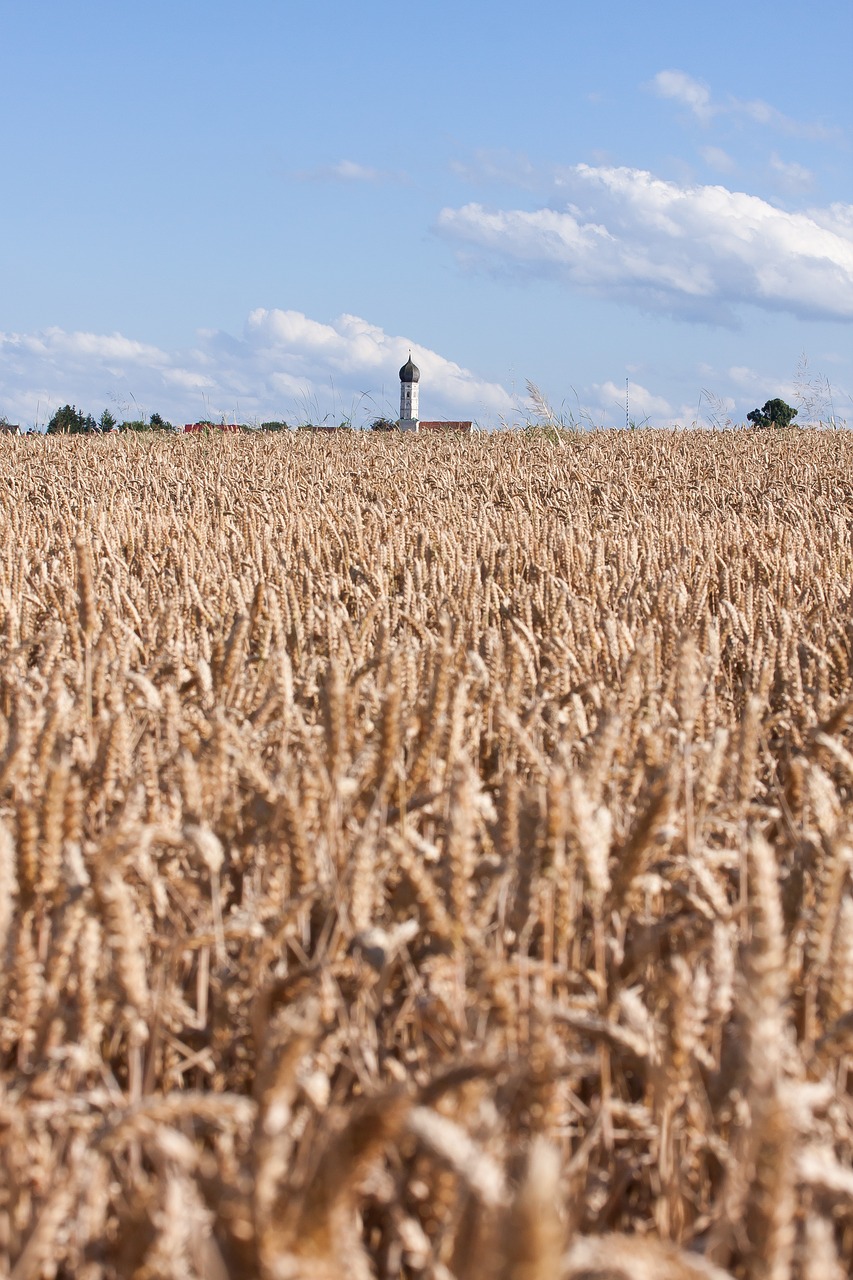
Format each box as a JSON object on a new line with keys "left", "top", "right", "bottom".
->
{"left": 437, "top": 165, "right": 853, "bottom": 324}
{"left": 450, "top": 149, "right": 540, "bottom": 189}
{"left": 808, "top": 203, "right": 853, "bottom": 239}
{"left": 649, "top": 69, "right": 835, "bottom": 140}
{"left": 292, "top": 159, "right": 409, "bottom": 184}
{"left": 700, "top": 146, "right": 736, "bottom": 174}
{"left": 728, "top": 364, "right": 769, "bottom": 389}
{"left": 594, "top": 380, "right": 699, "bottom": 428}
{"left": 2, "top": 328, "right": 170, "bottom": 369}
{"left": 0, "top": 311, "right": 513, "bottom": 429}
{"left": 161, "top": 367, "right": 218, "bottom": 391}
{"left": 769, "top": 153, "right": 814, "bottom": 193}
{"left": 600, "top": 380, "right": 672, "bottom": 420}
{"left": 653, "top": 70, "right": 714, "bottom": 124}
{"left": 510, "top": 377, "right": 704, "bottom": 431}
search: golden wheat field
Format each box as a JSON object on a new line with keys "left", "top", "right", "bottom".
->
{"left": 1, "top": 429, "right": 853, "bottom": 1280}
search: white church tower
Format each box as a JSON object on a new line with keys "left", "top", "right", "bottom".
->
{"left": 398, "top": 352, "right": 420, "bottom": 431}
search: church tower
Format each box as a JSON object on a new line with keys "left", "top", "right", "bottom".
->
{"left": 398, "top": 353, "right": 420, "bottom": 431}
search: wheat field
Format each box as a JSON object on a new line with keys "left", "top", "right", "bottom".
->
{"left": 1, "top": 429, "right": 852, "bottom": 1280}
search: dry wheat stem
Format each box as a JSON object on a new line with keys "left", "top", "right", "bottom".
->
{"left": 1, "top": 430, "right": 852, "bottom": 1278}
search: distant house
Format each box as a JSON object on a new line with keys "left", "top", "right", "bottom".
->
{"left": 0, "top": 422, "right": 21, "bottom": 435}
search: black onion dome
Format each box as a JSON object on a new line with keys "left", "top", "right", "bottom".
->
{"left": 399, "top": 355, "right": 420, "bottom": 383}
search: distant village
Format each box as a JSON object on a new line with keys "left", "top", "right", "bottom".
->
{"left": 0, "top": 355, "right": 474, "bottom": 437}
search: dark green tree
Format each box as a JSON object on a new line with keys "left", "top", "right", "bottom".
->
{"left": 46, "top": 404, "right": 96, "bottom": 435}
{"left": 99, "top": 409, "right": 117, "bottom": 432}
{"left": 746, "top": 398, "right": 798, "bottom": 429}
{"left": 120, "top": 412, "right": 173, "bottom": 432}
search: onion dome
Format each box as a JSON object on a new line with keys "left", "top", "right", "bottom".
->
{"left": 399, "top": 354, "right": 420, "bottom": 383}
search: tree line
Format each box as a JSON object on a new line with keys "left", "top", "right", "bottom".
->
{"left": 42, "top": 406, "right": 292, "bottom": 434}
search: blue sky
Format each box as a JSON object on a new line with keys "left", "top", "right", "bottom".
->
{"left": 1, "top": 0, "right": 851, "bottom": 428}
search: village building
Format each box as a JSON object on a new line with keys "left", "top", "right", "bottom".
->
{"left": 398, "top": 355, "right": 472, "bottom": 433}
{"left": 398, "top": 353, "right": 420, "bottom": 431}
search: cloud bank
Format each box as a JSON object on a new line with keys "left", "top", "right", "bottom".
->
{"left": 437, "top": 165, "right": 853, "bottom": 324}
{"left": 0, "top": 310, "right": 513, "bottom": 429}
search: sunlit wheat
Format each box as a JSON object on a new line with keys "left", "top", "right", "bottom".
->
{"left": 1, "top": 429, "right": 852, "bottom": 1279}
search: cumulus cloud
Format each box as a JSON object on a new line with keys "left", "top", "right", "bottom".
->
{"left": 599, "top": 380, "right": 670, "bottom": 421}
{"left": 649, "top": 69, "right": 835, "bottom": 140}
{"left": 0, "top": 311, "right": 512, "bottom": 429}
{"left": 437, "top": 165, "right": 853, "bottom": 324}
{"left": 590, "top": 380, "right": 702, "bottom": 429}
{"left": 3, "top": 328, "right": 170, "bottom": 371}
